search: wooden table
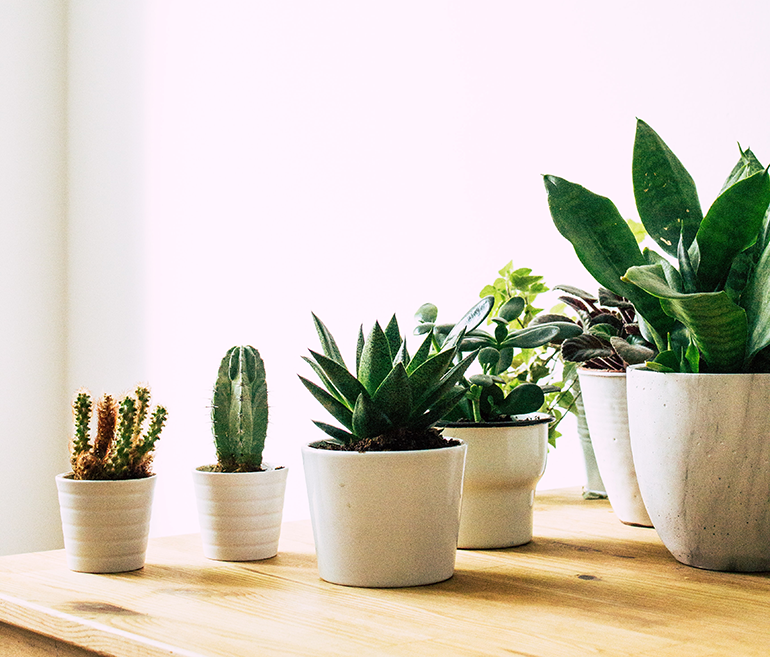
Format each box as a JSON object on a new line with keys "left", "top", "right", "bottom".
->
{"left": 1, "top": 488, "right": 768, "bottom": 656}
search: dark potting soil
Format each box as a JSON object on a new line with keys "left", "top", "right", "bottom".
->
{"left": 317, "top": 427, "right": 460, "bottom": 452}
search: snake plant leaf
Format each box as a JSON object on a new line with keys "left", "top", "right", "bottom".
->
{"left": 352, "top": 393, "right": 393, "bottom": 439}
{"left": 694, "top": 169, "right": 770, "bottom": 293}
{"left": 406, "top": 332, "right": 433, "bottom": 375}
{"left": 560, "top": 333, "right": 614, "bottom": 362}
{"left": 372, "top": 363, "right": 412, "bottom": 426}
{"left": 308, "top": 350, "right": 367, "bottom": 408}
{"left": 677, "top": 231, "right": 699, "bottom": 293}
{"left": 632, "top": 119, "right": 703, "bottom": 256}
{"left": 311, "top": 421, "right": 354, "bottom": 446}
{"left": 610, "top": 336, "right": 655, "bottom": 365}
{"left": 414, "top": 303, "right": 438, "bottom": 324}
{"left": 312, "top": 313, "right": 347, "bottom": 368}
{"left": 623, "top": 263, "right": 748, "bottom": 372}
{"left": 384, "top": 315, "right": 401, "bottom": 361}
{"left": 643, "top": 247, "right": 684, "bottom": 293}
{"left": 544, "top": 175, "right": 675, "bottom": 338}
{"left": 501, "top": 324, "right": 560, "bottom": 349}
{"left": 358, "top": 321, "right": 394, "bottom": 396}
{"left": 298, "top": 376, "right": 354, "bottom": 430}
{"left": 410, "top": 385, "right": 468, "bottom": 430}
{"left": 742, "top": 236, "right": 770, "bottom": 365}
{"left": 720, "top": 145, "right": 765, "bottom": 195}
{"left": 497, "top": 382, "right": 544, "bottom": 416}
{"left": 412, "top": 349, "right": 478, "bottom": 416}
{"left": 498, "top": 297, "right": 526, "bottom": 322}
{"left": 443, "top": 296, "right": 494, "bottom": 349}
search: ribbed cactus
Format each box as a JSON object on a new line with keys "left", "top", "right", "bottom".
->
{"left": 70, "top": 385, "right": 168, "bottom": 480}
{"left": 211, "top": 345, "right": 269, "bottom": 472}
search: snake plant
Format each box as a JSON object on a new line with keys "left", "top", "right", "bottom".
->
{"left": 545, "top": 119, "right": 770, "bottom": 373}
{"left": 300, "top": 313, "right": 479, "bottom": 448}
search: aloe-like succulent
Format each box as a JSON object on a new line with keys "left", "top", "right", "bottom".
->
{"left": 70, "top": 385, "right": 167, "bottom": 480}
{"left": 545, "top": 119, "right": 770, "bottom": 373}
{"left": 211, "top": 345, "right": 269, "bottom": 472}
{"left": 300, "top": 313, "right": 478, "bottom": 448}
{"left": 536, "top": 286, "right": 656, "bottom": 371}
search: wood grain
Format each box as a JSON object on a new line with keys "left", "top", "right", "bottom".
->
{"left": 0, "top": 488, "right": 767, "bottom": 656}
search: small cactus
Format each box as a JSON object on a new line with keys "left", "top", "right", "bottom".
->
{"left": 70, "top": 385, "right": 167, "bottom": 480}
{"left": 211, "top": 345, "right": 269, "bottom": 472}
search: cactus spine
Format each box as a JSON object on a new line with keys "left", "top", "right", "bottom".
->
{"left": 211, "top": 345, "right": 268, "bottom": 472}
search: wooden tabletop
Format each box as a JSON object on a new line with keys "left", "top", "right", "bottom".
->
{"left": 1, "top": 488, "right": 768, "bottom": 657}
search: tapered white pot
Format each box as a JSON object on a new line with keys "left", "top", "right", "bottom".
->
{"left": 441, "top": 414, "right": 550, "bottom": 549}
{"left": 56, "top": 474, "right": 156, "bottom": 573}
{"left": 627, "top": 368, "right": 770, "bottom": 572}
{"left": 193, "top": 465, "right": 288, "bottom": 561}
{"left": 578, "top": 370, "right": 651, "bottom": 527}
{"left": 302, "top": 442, "right": 466, "bottom": 587}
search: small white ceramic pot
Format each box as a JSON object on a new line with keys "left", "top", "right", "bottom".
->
{"left": 578, "top": 369, "right": 651, "bottom": 527}
{"left": 55, "top": 474, "right": 156, "bottom": 573}
{"left": 627, "top": 367, "right": 770, "bottom": 571}
{"left": 441, "top": 414, "right": 550, "bottom": 549}
{"left": 302, "top": 441, "right": 466, "bottom": 588}
{"left": 193, "top": 464, "right": 288, "bottom": 561}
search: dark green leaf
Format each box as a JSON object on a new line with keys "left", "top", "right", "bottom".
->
{"left": 498, "top": 383, "right": 544, "bottom": 416}
{"left": 352, "top": 394, "right": 392, "bottom": 439}
{"left": 312, "top": 421, "right": 354, "bottom": 445}
{"left": 298, "top": 376, "right": 354, "bottom": 430}
{"left": 478, "top": 347, "right": 500, "bottom": 371}
{"left": 358, "top": 322, "right": 394, "bottom": 396}
{"left": 308, "top": 350, "right": 367, "bottom": 408}
{"left": 633, "top": 119, "right": 703, "bottom": 255}
{"left": 406, "top": 332, "right": 433, "bottom": 375}
{"left": 372, "top": 363, "right": 412, "bottom": 426}
{"left": 413, "top": 349, "right": 478, "bottom": 416}
{"left": 498, "top": 297, "right": 526, "bottom": 322}
{"left": 411, "top": 386, "right": 467, "bottom": 430}
{"left": 408, "top": 348, "right": 456, "bottom": 397}
{"left": 501, "top": 324, "right": 560, "bottom": 349}
{"left": 610, "top": 336, "right": 655, "bottom": 365}
{"left": 742, "top": 235, "right": 770, "bottom": 363}
{"left": 312, "top": 313, "right": 346, "bottom": 368}
{"left": 443, "top": 296, "right": 494, "bottom": 348}
{"left": 553, "top": 285, "right": 596, "bottom": 301}
{"left": 720, "top": 145, "right": 765, "bottom": 195}
{"left": 560, "top": 334, "right": 613, "bottom": 362}
{"left": 355, "top": 325, "right": 364, "bottom": 378}
{"left": 695, "top": 169, "right": 770, "bottom": 292}
{"left": 414, "top": 303, "right": 438, "bottom": 324}
{"left": 384, "top": 315, "right": 401, "bottom": 361}
{"left": 544, "top": 175, "right": 674, "bottom": 337}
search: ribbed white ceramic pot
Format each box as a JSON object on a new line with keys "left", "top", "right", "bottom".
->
{"left": 55, "top": 474, "right": 156, "bottom": 573}
{"left": 441, "top": 414, "right": 550, "bottom": 549}
{"left": 627, "top": 367, "right": 770, "bottom": 571}
{"left": 578, "top": 369, "right": 651, "bottom": 527}
{"left": 302, "top": 442, "right": 466, "bottom": 588}
{"left": 193, "top": 464, "right": 288, "bottom": 561}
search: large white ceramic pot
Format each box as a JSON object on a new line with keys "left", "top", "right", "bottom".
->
{"left": 193, "top": 464, "right": 289, "bottom": 561}
{"left": 627, "top": 367, "right": 770, "bottom": 572}
{"left": 302, "top": 441, "right": 466, "bottom": 587}
{"left": 578, "top": 369, "right": 651, "bottom": 527}
{"left": 55, "top": 474, "right": 156, "bottom": 573}
{"left": 440, "top": 413, "right": 550, "bottom": 549}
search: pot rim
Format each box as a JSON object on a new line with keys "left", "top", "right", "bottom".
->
{"left": 627, "top": 363, "right": 770, "bottom": 377}
{"left": 578, "top": 367, "right": 627, "bottom": 378}
{"left": 437, "top": 412, "right": 554, "bottom": 429}
{"left": 194, "top": 463, "right": 286, "bottom": 474}
{"left": 56, "top": 472, "right": 157, "bottom": 483}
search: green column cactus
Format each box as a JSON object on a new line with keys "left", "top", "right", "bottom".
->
{"left": 211, "top": 345, "right": 269, "bottom": 472}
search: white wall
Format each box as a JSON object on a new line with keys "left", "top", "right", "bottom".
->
{"left": 4, "top": 1, "right": 770, "bottom": 552}
{"left": 0, "top": 1, "right": 68, "bottom": 555}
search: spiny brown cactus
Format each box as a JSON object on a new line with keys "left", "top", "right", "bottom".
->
{"left": 69, "top": 385, "right": 168, "bottom": 480}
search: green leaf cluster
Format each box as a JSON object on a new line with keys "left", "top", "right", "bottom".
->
{"left": 545, "top": 119, "right": 770, "bottom": 373}
{"left": 300, "top": 313, "right": 477, "bottom": 446}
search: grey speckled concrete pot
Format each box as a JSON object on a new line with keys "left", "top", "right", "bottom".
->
{"left": 627, "top": 367, "right": 770, "bottom": 572}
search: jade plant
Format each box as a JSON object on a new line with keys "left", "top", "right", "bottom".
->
{"left": 70, "top": 385, "right": 168, "bottom": 480}
{"left": 300, "top": 313, "right": 479, "bottom": 450}
{"left": 545, "top": 119, "right": 770, "bottom": 374}
{"left": 415, "top": 296, "right": 576, "bottom": 422}
{"left": 210, "top": 345, "right": 269, "bottom": 472}
{"left": 538, "top": 286, "right": 656, "bottom": 371}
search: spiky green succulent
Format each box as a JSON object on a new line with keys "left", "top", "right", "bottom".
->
{"left": 211, "top": 345, "right": 269, "bottom": 472}
{"left": 300, "top": 313, "right": 478, "bottom": 446}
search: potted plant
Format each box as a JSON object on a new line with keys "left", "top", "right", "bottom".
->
{"left": 56, "top": 385, "right": 168, "bottom": 573}
{"left": 545, "top": 118, "right": 770, "bottom": 571}
{"left": 541, "top": 285, "right": 655, "bottom": 527}
{"left": 299, "top": 312, "right": 477, "bottom": 587}
{"left": 414, "top": 294, "right": 578, "bottom": 549}
{"left": 192, "top": 345, "right": 288, "bottom": 561}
